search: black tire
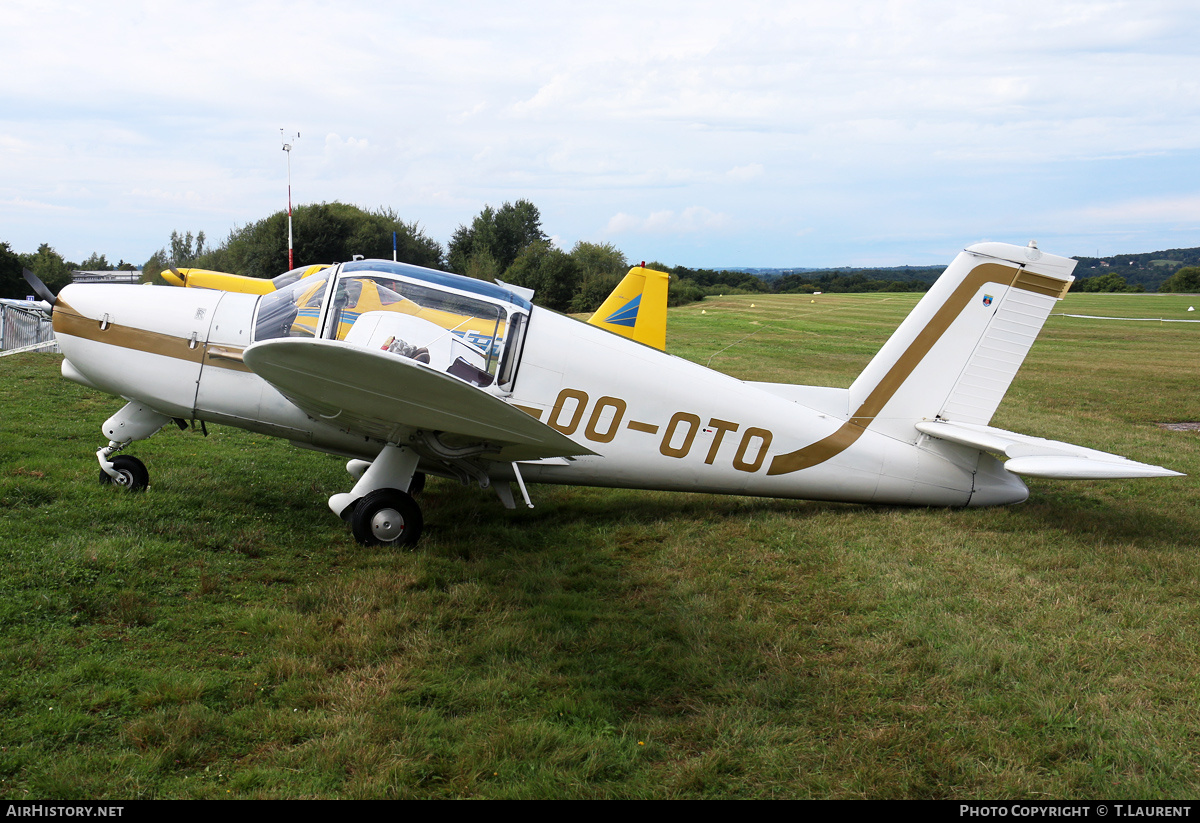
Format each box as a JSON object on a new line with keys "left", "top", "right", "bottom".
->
{"left": 99, "top": 455, "right": 149, "bottom": 492}
{"left": 350, "top": 488, "right": 423, "bottom": 547}
{"left": 407, "top": 471, "right": 426, "bottom": 496}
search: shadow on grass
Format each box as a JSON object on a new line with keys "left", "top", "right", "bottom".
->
{"left": 1014, "top": 485, "right": 1200, "bottom": 549}
{"left": 299, "top": 482, "right": 975, "bottom": 796}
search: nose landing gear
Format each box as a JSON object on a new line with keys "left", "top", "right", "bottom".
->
{"left": 98, "top": 454, "right": 150, "bottom": 492}
{"left": 96, "top": 402, "right": 171, "bottom": 493}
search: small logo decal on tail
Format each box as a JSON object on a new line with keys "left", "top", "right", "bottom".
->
{"left": 982, "top": 294, "right": 993, "bottom": 307}
{"left": 604, "top": 295, "right": 641, "bottom": 327}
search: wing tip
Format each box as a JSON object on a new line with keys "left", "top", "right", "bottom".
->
{"left": 1004, "top": 455, "right": 1185, "bottom": 480}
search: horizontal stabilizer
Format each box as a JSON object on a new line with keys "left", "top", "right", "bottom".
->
{"left": 915, "top": 420, "right": 1183, "bottom": 480}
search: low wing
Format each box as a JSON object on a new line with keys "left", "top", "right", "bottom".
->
{"left": 916, "top": 420, "right": 1183, "bottom": 480}
{"left": 242, "top": 338, "right": 595, "bottom": 462}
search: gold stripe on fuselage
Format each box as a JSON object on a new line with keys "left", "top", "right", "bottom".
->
{"left": 53, "top": 301, "right": 205, "bottom": 365}
{"left": 204, "top": 346, "right": 252, "bottom": 372}
{"left": 53, "top": 301, "right": 250, "bottom": 372}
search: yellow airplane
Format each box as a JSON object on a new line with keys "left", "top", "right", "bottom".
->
{"left": 585, "top": 266, "right": 670, "bottom": 351}
{"left": 160, "top": 264, "right": 329, "bottom": 294}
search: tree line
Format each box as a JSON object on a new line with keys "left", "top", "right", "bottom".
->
{"left": 1067, "top": 266, "right": 1200, "bottom": 292}
{"left": 0, "top": 243, "right": 136, "bottom": 302}
{"left": 0, "top": 200, "right": 951, "bottom": 307}
{"left": 9, "top": 199, "right": 1199, "bottom": 303}
{"left": 146, "top": 200, "right": 639, "bottom": 314}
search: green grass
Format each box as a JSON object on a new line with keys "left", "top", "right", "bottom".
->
{"left": 1, "top": 290, "right": 1198, "bottom": 798}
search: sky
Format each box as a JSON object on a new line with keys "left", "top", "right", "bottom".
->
{"left": 3, "top": 0, "right": 1199, "bottom": 269}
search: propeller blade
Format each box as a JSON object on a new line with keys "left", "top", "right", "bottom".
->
{"left": 22, "top": 268, "right": 57, "bottom": 307}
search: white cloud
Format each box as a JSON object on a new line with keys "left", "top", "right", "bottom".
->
{"left": 510, "top": 75, "right": 574, "bottom": 116}
{"left": 0, "top": 197, "right": 73, "bottom": 213}
{"left": 3, "top": 0, "right": 1200, "bottom": 265}
{"left": 726, "top": 164, "right": 764, "bottom": 182}
{"left": 1080, "top": 196, "right": 1200, "bottom": 225}
{"left": 606, "top": 206, "right": 733, "bottom": 235}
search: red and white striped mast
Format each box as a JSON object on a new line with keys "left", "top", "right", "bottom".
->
{"left": 281, "top": 130, "right": 298, "bottom": 269}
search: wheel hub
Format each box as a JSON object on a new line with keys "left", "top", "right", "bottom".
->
{"left": 370, "top": 508, "right": 406, "bottom": 541}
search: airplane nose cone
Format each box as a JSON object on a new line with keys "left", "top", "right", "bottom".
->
{"left": 160, "top": 268, "right": 186, "bottom": 287}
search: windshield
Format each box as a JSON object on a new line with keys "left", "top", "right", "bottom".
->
{"left": 256, "top": 261, "right": 530, "bottom": 391}
{"left": 253, "top": 269, "right": 334, "bottom": 340}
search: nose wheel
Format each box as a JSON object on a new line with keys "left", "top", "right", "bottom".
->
{"left": 98, "top": 455, "right": 149, "bottom": 492}
{"left": 350, "top": 488, "right": 423, "bottom": 547}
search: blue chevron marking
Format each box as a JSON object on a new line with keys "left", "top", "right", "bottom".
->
{"left": 604, "top": 295, "right": 641, "bottom": 327}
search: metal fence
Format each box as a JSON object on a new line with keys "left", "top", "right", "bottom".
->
{"left": 0, "top": 300, "right": 59, "bottom": 356}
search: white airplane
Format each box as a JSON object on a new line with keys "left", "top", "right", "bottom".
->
{"left": 28, "top": 241, "right": 1181, "bottom": 547}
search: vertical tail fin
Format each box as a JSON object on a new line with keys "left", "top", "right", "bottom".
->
{"left": 846, "top": 241, "right": 1075, "bottom": 443}
{"left": 765, "top": 241, "right": 1177, "bottom": 485}
{"left": 587, "top": 266, "right": 670, "bottom": 350}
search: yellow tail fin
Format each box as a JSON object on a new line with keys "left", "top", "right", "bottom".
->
{"left": 586, "top": 266, "right": 670, "bottom": 350}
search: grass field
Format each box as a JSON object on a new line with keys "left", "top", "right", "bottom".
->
{"left": 1, "top": 290, "right": 1198, "bottom": 799}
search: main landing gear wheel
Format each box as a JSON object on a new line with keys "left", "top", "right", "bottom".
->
{"left": 99, "top": 455, "right": 149, "bottom": 492}
{"left": 408, "top": 472, "right": 426, "bottom": 496}
{"left": 350, "top": 488, "right": 423, "bottom": 548}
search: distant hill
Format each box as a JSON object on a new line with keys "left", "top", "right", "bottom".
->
{"left": 748, "top": 265, "right": 945, "bottom": 288}
{"left": 1069, "top": 247, "right": 1200, "bottom": 292}
{"left": 727, "top": 264, "right": 943, "bottom": 281}
{"left": 721, "top": 246, "right": 1200, "bottom": 293}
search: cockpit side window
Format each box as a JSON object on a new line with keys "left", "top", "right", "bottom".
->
{"left": 497, "top": 311, "right": 528, "bottom": 391}
{"left": 253, "top": 269, "right": 334, "bottom": 341}
{"left": 328, "top": 273, "right": 516, "bottom": 388}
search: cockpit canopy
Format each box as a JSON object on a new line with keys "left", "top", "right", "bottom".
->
{"left": 269, "top": 263, "right": 330, "bottom": 291}
{"left": 253, "top": 260, "right": 531, "bottom": 391}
